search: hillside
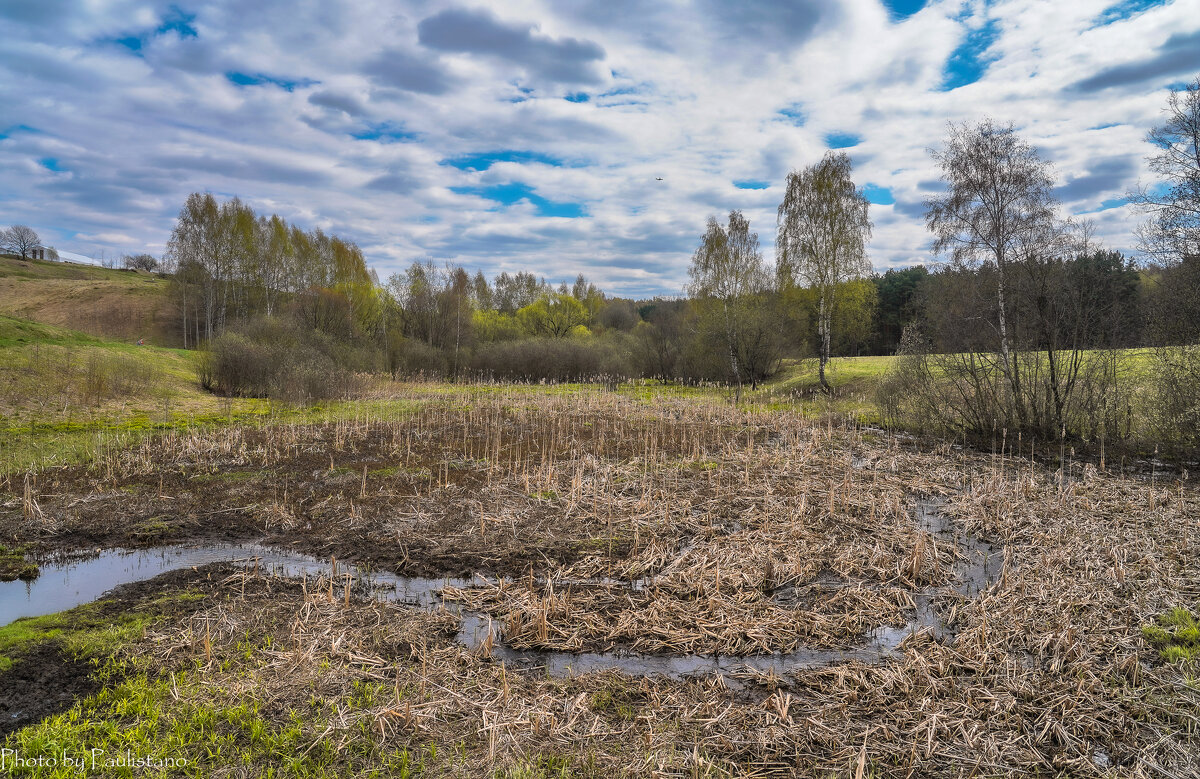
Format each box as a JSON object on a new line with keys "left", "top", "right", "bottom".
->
{"left": 0, "top": 254, "right": 177, "bottom": 346}
{"left": 0, "top": 313, "right": 273, "bottom": 473}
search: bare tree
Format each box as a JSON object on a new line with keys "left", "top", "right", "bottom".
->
{"left": 924, "top": 119, "right": 1060, "bottom": 426}
{"left": 2, "top": 225, "right": 40, "bottom": 259}
{"left": 633, "top": 301, "right": 685, "bottom": 382}
{"left": 122, "top": 253, "right": 160, "bottom": 272}
{"left": 1130, "top": 75, "right": 1200, "bottom": 262}
{"left": 1131, "top": 76, "right": 1200, "bottom": 451}
{"left": 776, "top": 152, "right": 873, "bottom": 393}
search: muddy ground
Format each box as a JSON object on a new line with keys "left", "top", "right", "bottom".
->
{"left": 0, "top": 566, "right": 244, "bottom": 737}
{"left": 0, "top": 390, "right": 1198, "bottom": 777}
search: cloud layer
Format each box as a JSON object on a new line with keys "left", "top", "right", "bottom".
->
{"left": 1, "top": 0, "right": 1197, "bottom": 296}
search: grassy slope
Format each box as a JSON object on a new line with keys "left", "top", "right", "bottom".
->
{"left": 0, "top": 315, "right": 274, "bottom": 473}
{"left": 0, "top": 314, "right": 429, "bottom": 475}
{"left": 768, "top": 355, "right": 893, "bottom": 395}
{"left": 0, "top": 255, "right": 176, "bottom": 346}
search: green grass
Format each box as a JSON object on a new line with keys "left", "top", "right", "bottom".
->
{"left": 0, "top": 316, "right": 107, "bottom": 349}
{"left": 1141, "top": 606, "right": 1200, "bottom": 664}
{"left": 0, "top": 545, "right": 38, "bottom": 583}
{"left": 767, "top": 355, "right": 894, "bottom": 396}
{"left": 6, "top": 675, "right": 431, "bottom": 778}
{"left": 0, "top": 595, "right": 180, "bottom": 673}
{"left": 1, "top": 602, "right": 438, "bottom": 778}
{"left": 0, "top": 314, "right": 362, "bottom": 473}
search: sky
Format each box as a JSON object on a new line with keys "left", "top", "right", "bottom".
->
{"left": 1, "top": 0, "right": 1198, "bottom": 297}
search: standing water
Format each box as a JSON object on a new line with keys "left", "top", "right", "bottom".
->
{"left": 0, "top": 500, "right": 1000, "bottom": 683}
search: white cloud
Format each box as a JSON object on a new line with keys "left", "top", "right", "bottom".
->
{"left": 0, "top": 0, "right": 1196, "bottom": 296}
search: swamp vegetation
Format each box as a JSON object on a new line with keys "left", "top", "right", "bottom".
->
{"left": 0, "top": 386, "right": 1196, "bottom": 777}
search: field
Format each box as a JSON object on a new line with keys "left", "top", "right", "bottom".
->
{"left": 1, "top": 382, "right": 1198, "bottom": 777}
{"left": 0, "top": 314, "right": 291, "bottom": 474}
{"left": 0, "top": 255, "right": 177, "bottom": 347}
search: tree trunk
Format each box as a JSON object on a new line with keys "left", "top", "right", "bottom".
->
{"left": 994, "top": 259, "right": 1025, "bottom": 429}
{"left": 722, "top": 298, "right": 743, "bottom": 402}
{"left": 818, "top": 289, "right": 832, "bottom": 394}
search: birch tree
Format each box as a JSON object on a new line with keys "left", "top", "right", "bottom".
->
{"left": 923, "top": 119, "right": 1059, "bottom": 426}
{"left": 688, "top": 210, "right": 774, "bottom": 398}
{"left": 776, "top": 152, "right": 872, "bottom": 393}
{"left": 1131, "top": 75, "right": 1200, "bottom": 263}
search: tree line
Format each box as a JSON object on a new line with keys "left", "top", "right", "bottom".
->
{"left": 162, "top": 76, "right": 1198, "bottom": 451}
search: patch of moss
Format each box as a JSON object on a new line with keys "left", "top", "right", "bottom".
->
{"left": 0, "top": 589, "right": 209, "bottom": 673}
{"left": 1142, "top": 606, "right": 1200, "bottom": 664}
{"left": 7, "top": 671, "right": 431, "bottom": 778}
{"left": 129, "top": 516, "right": 172, "bottom": 541}
{"left": 0, "top": 545, "right": 39, "bottom": 582}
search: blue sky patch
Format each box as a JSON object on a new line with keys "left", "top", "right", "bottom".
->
{"left": 1082, "top": 196, "right": 1130, "bottom": 213}
{"left": 351, "top": 123, "right": 418, "bottom": 143}
{"left": 0, "top": 124, "right": 41, "bottom": 140}
{"left": 1094, "top": 0, "right": 1165, "bottom": 25}
{"left": 881, "top": 0, "right": 926, "bottom": 21}
{"left": 862, "top": 183, "right": 894, "bottom": 205}
{"left": 39, "top": 158, "right": 63, "bottom": 172}
{"left": 778, "top": 105, "right": 806, "bottom": 125}
{"left": 825, "top": 132, "right": 861, "bottom": 149}
{"left": 225, "top": 72, "right": 315, "bottom": 91}
{"left": 733, "top": 180, "right": 770, "bottom": 190}
{"left": 443, "top": 150, "right": 564, "bottom": 171}
{"left": 108, "top": 6, "right": 197, "bottom": 55}
{"left": 157, "top": 6, "right": 199, "bottom": 38}
{"left": 451, "top": 183, "right": 586, "bottom": 218}
{"left": 942, "top": 17, "right": 1001, "bottom": 90}
{"left": 596, "top": 85, "right": 647, "bottom": 106}
{"left": 565, "top": 92, "right": 590, "bottom": 103}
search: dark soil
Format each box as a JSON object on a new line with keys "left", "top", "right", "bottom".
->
{"left": 0, "top": 412, "right": 675, "bottom": 580}
{"left": 0, "top": 565, "right": 243, "bottom": 739}
{"left": 0, "top": 641, "right": 98, "bottom": 737}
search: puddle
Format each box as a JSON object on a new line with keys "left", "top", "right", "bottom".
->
{"left": 0, "top": 543, "right": 469, "bottom": 628}
{"left": 915, "top": 499, "right": 1003, "bottom": 599}
{"left": 0, "top": 500, "right": 1001, "bottom": 684}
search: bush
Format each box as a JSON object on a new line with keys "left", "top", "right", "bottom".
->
{"left": 81, "top": 352, "right": 159, "bottom": 404}
{"left": 877, "top": 325, "right": 1131, "bottom": 445}
{"left": 197, "top": 317, "right": 368, "bottom": 401}
{"left": 1146, "top": 345, "right": 1200, "bottom": 453}
{"left": 387, "top": 337, "right": 447, "bottom": 379}
{"left": 470, "top": 335, "right": 637, "bottom": 383}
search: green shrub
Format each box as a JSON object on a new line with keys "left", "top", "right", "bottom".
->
{"left": 198, "top": 317, "right": 370, "bottom": 401}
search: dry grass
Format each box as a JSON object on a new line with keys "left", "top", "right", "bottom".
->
{"left": 2, "top": 384, "right": 1198, "bottom": 776}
